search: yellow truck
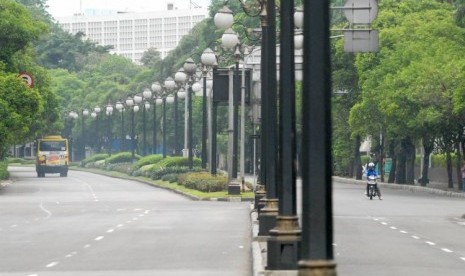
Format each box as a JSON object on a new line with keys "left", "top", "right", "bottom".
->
{"left": 35, "top": 135, "right": 69, "bottom": 177}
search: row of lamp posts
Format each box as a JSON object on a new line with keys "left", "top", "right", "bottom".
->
{"left": 66, "top": 68, "right": 207, "bottom": 165}
{"left": 213, "top": 1, "right": 335, "bottom": 275}
{"left": 68, "top": 1, "right": 335, "bottom": 272}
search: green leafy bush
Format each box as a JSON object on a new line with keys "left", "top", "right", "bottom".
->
{"left": 105, "top": 152, "right": 140, "bottom": 164}
{"left": 161, "top": 173, "right": 179, "bottom": 183}
{"left": 81, "top": 153, "right": 109, "bottom": 167}
{"left": 105, "top": 162, "right": 133, "bottom": 174}
{"left": 147, "top": 156, "right": 202, "bottom": 172}
{"left": 134, "top": 154, "right": 163, "bottom": 169}
{"left": 177, "top": 172, "right": 227, "bottom": 192}
{"left": 150, "top": 166, "right": 202, "bottom": 180}
{"left": 0, "top": 160, "right": 9, "bottom": 180}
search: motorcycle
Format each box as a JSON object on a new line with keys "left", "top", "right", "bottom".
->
{"left": 367, "top": 175, "right": 379, "bottom": 200}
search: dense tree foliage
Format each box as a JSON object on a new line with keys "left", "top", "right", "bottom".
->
{"left": 348, "top": 0, "right": 465, "bottom": 186}
{"left": 0, "top": 0, "right": 58, "bottom": 159}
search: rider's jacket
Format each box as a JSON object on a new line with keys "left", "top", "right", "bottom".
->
{"left": 366, "top": 169, "right": 378, "bottom": 177}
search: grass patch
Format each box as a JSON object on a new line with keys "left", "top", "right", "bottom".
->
{"left": 71, "top": 166, "right": 254, "bottom": 200}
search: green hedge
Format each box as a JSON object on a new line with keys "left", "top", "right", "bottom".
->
{"left": 0, "top": 160, "right": 8, "bottom": 180}
{"left": 147, "top": 156, "right": 202, "bottom": 171}
{"left": 150, "top": 166, "right": 202, "bottom": 180}
{"left": 177, "top": 172, "right": 227, "bottom": 192}
{"left": 105, "top": 152, "right": 140, "bottom": 164}
{"left": 81, "top": 153, "right": 109, "bottom": 166}
{"left": 134, "top": 154, "right": 164, "bottom": 169}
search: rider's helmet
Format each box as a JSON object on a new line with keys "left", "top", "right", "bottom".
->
{"left": 368, "top": 162, "right": 375, "bottom": 170}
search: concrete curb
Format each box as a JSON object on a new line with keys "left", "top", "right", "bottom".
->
{"left": 251, "top": 207, "right": 265, "bottom": 276}
{"left": 0, "top": 180, "right": 12, "bottom": 189}
{"left": 333, "top": 176, "right": 465, "bottom": 198}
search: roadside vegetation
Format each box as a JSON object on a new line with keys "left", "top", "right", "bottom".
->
{"left": 4, "top": 0, "right": 465, "bottom": 191}
{"left": 79, "top": 153, "right": 254, "bottom": 200}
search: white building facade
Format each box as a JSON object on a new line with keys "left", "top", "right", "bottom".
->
{"left": 56, "top": 7, "right": 209, "bottom": 63}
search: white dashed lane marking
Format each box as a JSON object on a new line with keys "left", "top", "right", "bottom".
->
{"left": 373, "top": 217, "right": 465, "bottom": 263}
{"left": 45, "top": 261, "right": 59, "bottom": 268}
{"left": 42, "top": 208, "right": 150, "bottom": 272}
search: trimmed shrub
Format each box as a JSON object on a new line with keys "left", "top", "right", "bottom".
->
{"left": 134, "top": 154, "right": 164, "bottom": 169}
{"left": 161, "top": 173, "right": 179, "bottom": 183}
{"left": 105, "top": 162, "right": 133, "bottom": 174}
{"left": 147, "top": 156, "right": 202, "bottom": 172}
{"left": 106, "top": 152, "right": 141, "bottom": 164}
{"left": 177, "top": 172, "right": 227, "bottom": 192}
{"left": 81, "top": 153, "right": 109, "bottom": 167}
{"left": 0, "top": 160, "right": 9, "bottom": 180}
{"left": 150, "top": 166, "right": 202, "bottom": 180}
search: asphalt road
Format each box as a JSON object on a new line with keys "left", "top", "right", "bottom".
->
{"left": 333, "top": 181, "right": 465, "bottom": 275}
{"left": 0, "top": 166, "right": 252, "bottom": 276}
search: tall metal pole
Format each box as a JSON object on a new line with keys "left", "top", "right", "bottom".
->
{"left": 298, "top": 0, "right": 336, "bottom": 275}
{"left": 211, "top": 67, "right": 218, "bottom": 176}
{"left": 121, "top": 110, "right": 125, "bottom": 152}
{"left": 143, "top": 103, "right": 147, "bottom": 156}
{"left": 131, "top": 108, "right": 135, "bottom": 161}
{"left": 258, "top": 0, "right": 279, "bottom": 237}
{"left": 162, "top": 98, "right": 167, "bottom": 158}
{"left": 81, "top": 111, "right": 85, "bottom": 160}
{"left": 202, "top": 72, "right": 208, "bottom": 169}
{"left": 267, "top": 0, "right": 300, "bottom": 270}
{"left": 233, "top": 54, "right": 239, "bottom": 178}
{"left": 152, "top": 102, "right": 157, "bottom": 154}
{"left": 188, "top": 81, "right": 193, "bottom": 170}
{"left": 174, "top": 92, "right": 179, "bottom": 155}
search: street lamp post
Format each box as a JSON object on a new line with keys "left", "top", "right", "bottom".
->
{"left": 221, "top": 28, "right": 240, "bottom": 181}
{"left": 183, "top": 58, "right": 197, "bottom": 170}
{"left": 115, "top": 101, "right": 125, "bottom": 152}
{"left": 200, "top": 48, "right": 217, "bottom": 169}
{"left": 267, "top": 1, "right": 301, "bottom": 270}
{"left": 152, "top": 80, "right": 175, "bottom": 158}
{"left": 68, "top": 111, "right": 79, "bottom": 162}
{"left": 105, "top": 103, "right": 114, "bottom": 156}
{"left": 174, "top": 69, "right": 189, "bottom": 158}
{"left": 125, "top": 96, "right": 139, "bottom": 162}
{"left": 150, "top": 83, "right": 161, "bottom": 154}
{"left": 142, "top": 88, "right": 153, "bottom": 156}
{"left": 164, "top": 77, "right": 177, "bottom": 155}
{"left": 298, "top": 1, "right": 336, "bottom": 275}
{"left": 94, "top": 106, "right": 101, "bottom": 152}
{"left": 80, "top": 108, "right": 89, "bottom": 160}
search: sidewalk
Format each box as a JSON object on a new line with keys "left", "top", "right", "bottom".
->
{"left": 250, "top": 176, "right": 465, "bottom": 276}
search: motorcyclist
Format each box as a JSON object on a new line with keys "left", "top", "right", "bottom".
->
{"left": 366, "top": 162, "right": 382, "bottom": 200}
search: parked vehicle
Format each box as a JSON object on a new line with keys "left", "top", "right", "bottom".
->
{"left": 35, "top": 136, "right": 69, "bottom": 177}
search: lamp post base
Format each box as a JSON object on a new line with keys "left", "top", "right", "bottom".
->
{"left": 298, "top": 260, "right": 337, "bottom": 276}
{"left": 258, "top": 198, "right": 278, "bottom": 236}
{"left": 267, "top": 216, "right": 301, "bottom": 270}
{"left": 255, "top": 185, "right": 266, "bottom": 212}
{"left": 228, "top": 179, "right": 241, "bottom": 195}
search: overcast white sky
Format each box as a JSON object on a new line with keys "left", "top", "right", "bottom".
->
{"left": 46, "top": 0, "right": 212, "bottom": 18}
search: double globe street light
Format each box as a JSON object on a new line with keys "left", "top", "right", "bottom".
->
{"left": 151, "top": 78, "right": 178, "bottom": 158}
{"left": 200, "top": 48, "right": 217, "bottom": 170}
{"left": 125, "top": 96, "right": 139, "bottom": 162}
